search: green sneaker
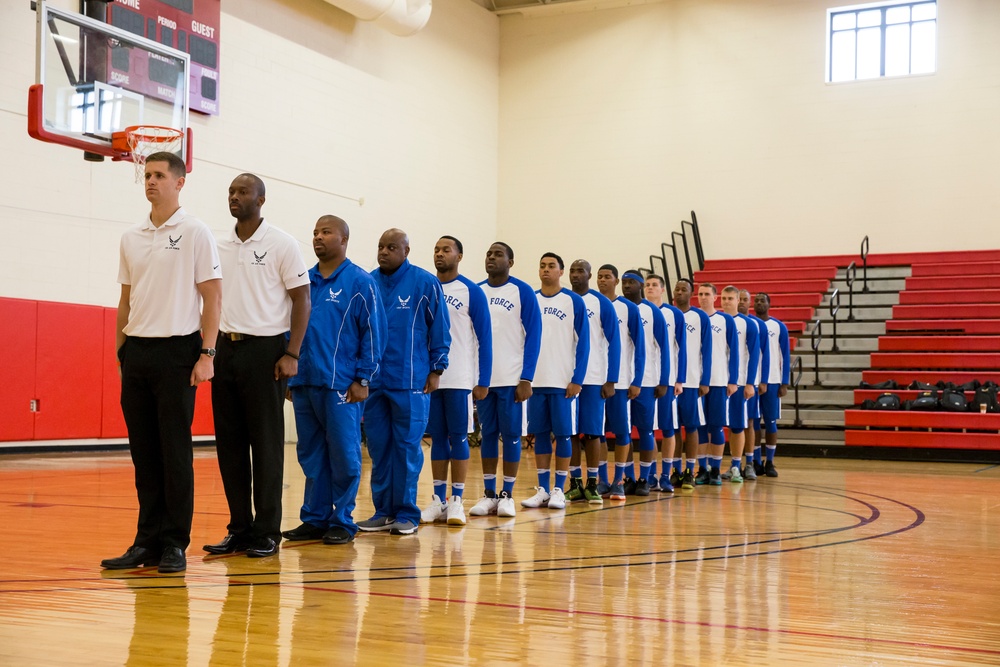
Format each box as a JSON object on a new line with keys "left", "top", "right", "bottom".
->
{"left": 565, "top": 478, "right": 584, "bottom": 502}
{"left": 583, "top": 480, "right": 603, "bottom": 505}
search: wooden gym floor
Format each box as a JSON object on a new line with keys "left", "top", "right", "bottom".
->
{"left": 0, "top": 446, "right": 998, "bottom": 666}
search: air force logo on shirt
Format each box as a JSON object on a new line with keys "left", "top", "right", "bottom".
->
{"left": 490, "top": 297, "right": 515, "bottom": 311}
{"left": 327, "top": 288, "right": 342, "bottom": 303}
{"left": 252, "top": 250, "right": 267, "bottom": 266}
{"left": 397, "top": 295, "right": 411, "bottom": 309}
{"left": 543, "top": 306, "right": 568, "bottom": 321}
{"left": 166, "top": 234, "right": 182, "bottom": 250}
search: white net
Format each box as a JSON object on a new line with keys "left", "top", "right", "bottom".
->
{"left": 125, "top": 126, "right": 184, "bottom": 183}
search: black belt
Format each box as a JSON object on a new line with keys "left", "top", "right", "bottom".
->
{"left": 221, "top": 332, "right": 258, "bottom": 342}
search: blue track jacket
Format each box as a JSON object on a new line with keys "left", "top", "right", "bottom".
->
{"left": 371, "top": 260, "right": 451, "bottom": 390}
{"left": 291, "top": 258, "right": 385, "bottom": 390}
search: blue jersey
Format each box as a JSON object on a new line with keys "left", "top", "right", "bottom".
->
{"left": 291, "top": 258, "right": 385, "bottom": 391}
{"left": 760, "top": 317, "right": 791, "bottom": 385}
{"left": 371, "top": 260, "right": 451, "bottom": 390}
{"left": 582, "top": 289, "right": 621, "bottom": 386}
{"left": 707, "top": 310, "right": 739, "bottom": 387}
{"left": 636, "top": 299, "right": 670, "bottom": 387}
{"left": 534, "top": 288, "right": 590, "bottom": 388}
{"left": 439, "top": 274, "right": 492, "bottom": 391}
{"left": 660, "top": 303, "right": 688, "bottom": 386}
{"left": 479, "top": 275, "right": 543, "bottom": 387}
{"left": 612, "top": 296, "right": 645, "bottom": 390}
{"left": 733, "top": 313, "right": 761, "bottom": 386}
{"left": 681, "top": 307, "right": 712, "bottom": 389}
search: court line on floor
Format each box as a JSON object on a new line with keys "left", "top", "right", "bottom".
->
{"left": 297, "top": 583, "right": 1000, "bottom": 658}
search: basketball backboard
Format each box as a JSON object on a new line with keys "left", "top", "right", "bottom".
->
{"left": 28, "top": 2, "right": 193, "bottom": 171}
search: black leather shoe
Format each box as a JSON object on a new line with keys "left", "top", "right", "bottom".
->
{"left": 203, "top": 533, "right": 251, "bottom": 555}
{"left": 246, "top": 538, "right": 279, "bottom": 558}
{"left": 281, "top": 522, "right": 326, "bottom": 541}
{"left": 101, "top": 546, "right": 159, "bottom": 570}
{"left": 322, "top": 527, "right": 355, "bottom": 545}
{"left": 158, "top": 547, "right": 187, "bottom": 573}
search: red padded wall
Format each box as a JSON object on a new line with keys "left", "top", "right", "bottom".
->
{"left": 101, "top": 307, "right": 128, "bottom": 438}
{"left": 0, "top": 298, "right": 37, "bottom": 441}
{"left": 192, "top": 381, "right": 215, "bottom": 435}
{"left": 34, "top": 302, "right": 104, "bottom": 439}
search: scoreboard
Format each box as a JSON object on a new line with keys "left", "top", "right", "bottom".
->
{"left": 104, "top": 0, "right": 221, "bottom": 115}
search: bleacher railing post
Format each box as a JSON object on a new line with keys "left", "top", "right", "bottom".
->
{"left": 674, "top": 230, "right": 692, "bottom": 280}
{"left": 791, "top": 356, "right": 803, "bottom": 427}
{"left": 860, "top": 235, "right": 870, "bottom": 293}
{"left": 810, "top": 317, "right": 823, "bottom": 386}
{"left": 690, "top": 210, "right": 704, "bottom": 271}
{"left": 846, "top": 261, "right": 857, "bottom": 321}
{"left": 829, "top": 288, "right": 841, "bottom": 352}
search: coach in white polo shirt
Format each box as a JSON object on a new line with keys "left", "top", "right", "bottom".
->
{"left": 102, "top": 151, "right": 222, "bottom": 575}
{"left": 204, "top": 173, "right": 310, "bottom": 559}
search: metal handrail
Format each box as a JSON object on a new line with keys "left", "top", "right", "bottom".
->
{"left": 791, "top": 356, "right": 803, "bottom": 427}
{"left": 673, "top": 230, "right": 691, "bottom": 279}
{"left": 664, "top": 242, "right": 680, "bottom": 286}
{"left": 829, "top": 288, "right": 841, "bottom": 352}
{"left": 688, "top": 210, "right": 705, "bottom": 271}
{"left": 860, "top": 235, "right": 870, "bottom": 293}
{"left": 845, "top": 261, "right": 857, "bottom": 321}
{"left": 810, "top": 317, "right": 823, "bottom": 386}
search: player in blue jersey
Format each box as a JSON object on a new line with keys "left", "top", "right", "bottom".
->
{"left": 359, "top": 229, "right": 451, "bottom": 536}
{"left": 671, "top": 279, "right": 711, "bottom": 490}
{"left": 643, "top": 274, "right": 686, "bottom": 492}
{"left": 421, "top": 236, "right": 492, "bottom": 526}
{"left": 470, "top": 242, "right": 543, "bottom": 518}
{"left": 597, "top": 265, "right": 645, "bottom": 501}
{"left": 739, "top": 288, "right": 766, "bottom": 480}
{"left": 696, "top": 283, "right": 738, "bottom": 486}
{"left": 522, "top": 253, "right": 589, "bottom": 510}
{"left": 621, "top": 271, "right": 670, "bottom": 495}
{"left": 285, "top": 215, "right": 385, "bottom": 546}
{"left": 719, "top": 286, "right": 760, "bottom": 483}
{"left": 755, "top": 292, "right": 791, "bottom": 478}
{"left": 567, "top": 259, "right": 620, "bottom": 505}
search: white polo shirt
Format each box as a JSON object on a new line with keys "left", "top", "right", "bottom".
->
{"left": 118, "top": 207, "right": 222, "bottom": 337}
{"left": 217, "top": 220, "right": 309, "bottom": 335}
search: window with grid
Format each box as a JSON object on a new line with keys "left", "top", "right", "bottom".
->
{"left": 828, "top": 2, "right": 937, "bottom": 82}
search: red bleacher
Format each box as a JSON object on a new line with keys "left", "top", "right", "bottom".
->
{"left": 846, "top": 250, "right": 1000, "bottom": 451}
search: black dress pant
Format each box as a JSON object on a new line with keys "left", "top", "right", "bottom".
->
{"left": 211, "top": 334, "right": 287, "bottom": 543}
{"left": 119, "top": 332, "right": 201, "bottom": 551}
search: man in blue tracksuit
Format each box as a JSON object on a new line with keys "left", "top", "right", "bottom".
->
{"left": 285, "top": 215, "right": 385, "bottom": 546}
{"left": 360, "top": 228, "right": 451, "bottom": 536}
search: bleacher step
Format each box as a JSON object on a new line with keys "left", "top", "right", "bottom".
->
{"left": 836, "top": 266, "right": 912, "bottom": 280}
{"left": 795, "top": 338, "right": 878, "bottom": 352}
{"left": 821, "top": 292, "right": 900, "bottom": 307}
{"left": 793, "top": 388, "right": 855, "bottom": 404}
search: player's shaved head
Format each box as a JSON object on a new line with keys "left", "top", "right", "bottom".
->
{"left": 236, "top": 172, "right": 266, "bottom": 197}
{"left": 317, "top": 214, "right": 349, "bottom": 238}
{"left": 377, "top": 228, "right": 410, "bottom": 273}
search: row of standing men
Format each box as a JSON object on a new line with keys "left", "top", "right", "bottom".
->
{"left": 100, "top": 159, "right": 789, "bottom": 574}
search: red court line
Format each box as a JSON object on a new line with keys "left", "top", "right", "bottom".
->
{"left": 302, "top": 584, "right": 1000, "bottom": 657}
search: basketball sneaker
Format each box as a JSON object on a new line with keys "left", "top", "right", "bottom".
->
{"left": 597, "top": 481, "right": 611, "bottom": 498}
{"left": 681, "top": 470, "right": 695, "bottom": 490}
{"left": 694, "top": 469, "right": 710, "bottom": 486}
{"left": 547, "top": 487, "right": 566, "bottom": 509}
{"left": 754, "top": 460, "right": 765, "bottom": 477}
{"left": 658, "top": 474, "right": 674, "bottom": 493}
{"left": 497, "top": 491, "right": 517, "bottom": 517}
{"left": 521, "top": 487, "right": 551, "bottom": 508}
{"left": 743, "top": 464, "right": 757, "bottom": 481}
{"left": 648, "top": 476, "right": 659, "bottom": 492}
{"left": 764, "top": 461, "right": 779, "bottom": 477}
{"left": 469, "top": 494, "right": 499, "bottom": 517}
{"left": 583, "top": 480, "right": 603, "bottom": 504}
{"left": 446, "top": 496, "right": 466, "bottom": 525}
{"left": 420, "top": 495, "right": 447, "bottom": 524}
{"left": 565, "top": 478, "right": 584, "bottom": 502}
{"left": 709, "top": 469, "right": 722, "bottom": 486}
{"left": 670, "top": 470, "right": 683, "bottom": 489}
{"left": 634, "top": 478, "right": 650, "bottom": 497}
{"left": 357, "top": 516, "right": 394, "bottom": 532}
{"left": 608, "top": 482, "right": 626, "bottom": 501}
{"left": 729, "top": 466, "right": 743, "bottom": 483}
{"left": 623, "top": 477, "right": 637, "bottom": 495}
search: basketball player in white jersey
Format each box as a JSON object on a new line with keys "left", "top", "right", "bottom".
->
{"left": 696, "top": 283, "right": 738, "bottom": 486}
{"left": 643, "top": 274, "right": 686, "bottom": 491}
{"left": 755, "top": 292, "right": 790, "bottom": 478}
{"left": 671, "top": 279, "right": 710, "bottom": 490}
{"left": 597, "top": 265, "right": 645, "bottom": 500}
{"left": 719, "top": 285, "right": 759, "bottom": 483}
{"left": 567, "top": 259, "right": 619, "bottom": 505}
{"left": 739, "top": 288, "right": 766, "bottom": 480}
{"left": 470, "top": 242, "right": 542, "bottom": 518}
{"left": 421, "top": 236, "right": 492, "bottom": 526}
{"left": 521, "top": 253, "right": 589, "bottom": 510}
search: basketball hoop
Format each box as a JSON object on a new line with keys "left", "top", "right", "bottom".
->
{"left": 111, "top": 125, "right": 184, "bottom": 183}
